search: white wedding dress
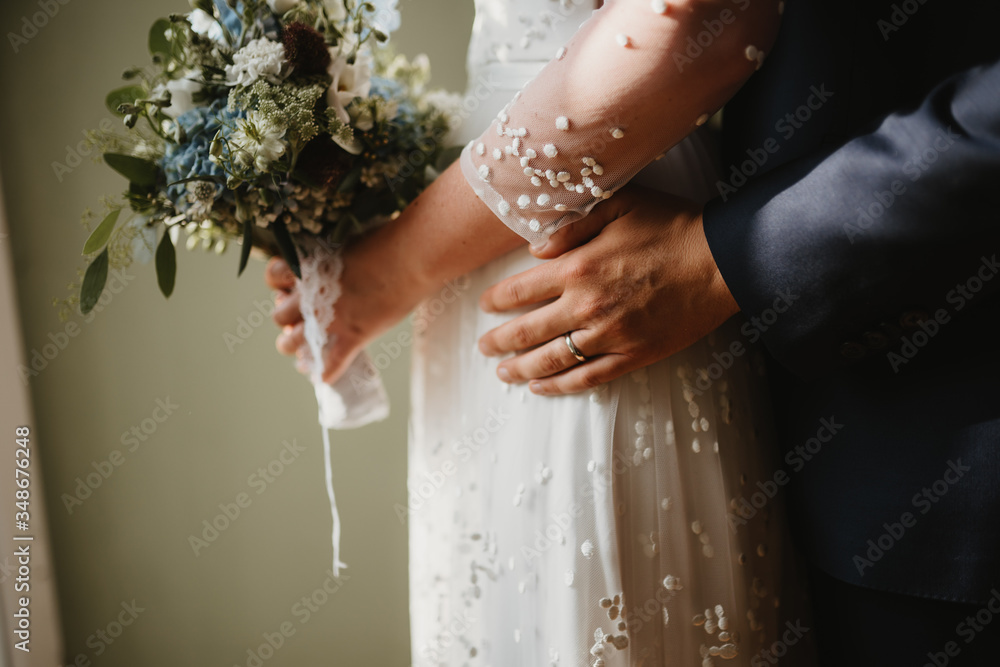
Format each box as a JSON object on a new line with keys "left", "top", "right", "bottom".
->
{"left": 406, "top": 1, "right": 809, "bottom": 665}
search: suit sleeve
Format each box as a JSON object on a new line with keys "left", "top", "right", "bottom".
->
{"left": 702, "top": 58, "right": 1000, "bottom": 378}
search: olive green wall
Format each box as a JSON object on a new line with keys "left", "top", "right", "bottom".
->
{"left": 0, "top": 0, "right": 471, "bottom": 664}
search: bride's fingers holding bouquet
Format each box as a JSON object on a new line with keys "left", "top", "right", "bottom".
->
{"left": 266, "top": 257, "right": 305, "bottom": 356}
{"left": 265, "top": 256, "right": 297, "bottom": 293}
{"left": 478, "top": 186, "right": 741, "bottom": 395}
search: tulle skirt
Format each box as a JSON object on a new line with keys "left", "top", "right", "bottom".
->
{"left": 406, "top": 62, "right": 811, "bottom": 667}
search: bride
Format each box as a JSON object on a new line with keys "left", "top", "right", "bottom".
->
{"left": 269, "top": 0, "right": 812, "bottom": 664}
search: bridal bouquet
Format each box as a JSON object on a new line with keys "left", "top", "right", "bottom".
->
{"left": 71, "top": 0, "right": 460, "bottom": 573}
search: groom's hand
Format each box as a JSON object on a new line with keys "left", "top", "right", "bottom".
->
{"left": 478, "top": 186, "right": 740, "bottom": 395}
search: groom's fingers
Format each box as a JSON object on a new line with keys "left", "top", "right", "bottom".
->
{"left": 478, "top": 303, "right": 576, "bottom": 357}
{"left": 528, "top": 354, "right": 633, "bottom": 396}
{"left": 480, "top": 263, "right": 562, "bottom": 313}
{"left": 494, "top": 326, "right": 600, "bottom": 383}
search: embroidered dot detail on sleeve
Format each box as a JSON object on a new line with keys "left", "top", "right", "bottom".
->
{"left": 651, "top": 0, "right": 668, "bottom": 13}
{"left": 556, "top": 46, "right": 567, "bottom": 59}
{"left": 537, "top": 194, "right": 551, "bottom": 206}
{"left": 498, "top": 200, "right": 510, "bottom": 215}
{"left": 592, "top": 164, "right": 604, "bottom": 176}
{"left": 543, "top": 143, "right": 558, "bottom": 157}
{"left": 531, "top": 176, "right": 542, "bottom": 186}
{"left": 611, "top": 127, "right": 625, "bottom": 139}
{"left": 555, "top": 116, "right": 570, "bottom": 131}
{"left": 476, "top": 142, "right": 485, "bottom": 155}
{"left": 744, "top": 45, "right": 759, "bottom": 61}
{"left": 526, "top": 148, "right": 537, "bottom": 159}
{"left": 556, "top": 171, "right": 571, "bottom": 182}
{"left": 493, "top": 148, "right": 503, "bottom": 160}
{"left": 518, "top": 194, "right": 531, "bottom": 208}
{"left": 528, "top": 219, "right": 541, "bottom": 232}
{"left": 478, "top": 164, "right": 490, "bottom": 181}
{"left": 555, "top": 204, "right": 567, "bottom": 211}
{"left": 523, "top": 167, "right": 535, "bottom": 176}
{"left": 615, "top": 33, "right": 631, "bottom": 47}
{"left": 695, "top": 113, "right": 709, "bottom": 126}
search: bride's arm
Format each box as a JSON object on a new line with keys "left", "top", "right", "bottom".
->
{"left": 459, "top": 0, "right": 783, "bottom": 243}
{"left": 271, "top": 0, "right": 783, "bottom": 381}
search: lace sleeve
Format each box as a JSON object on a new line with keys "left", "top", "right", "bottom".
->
{"left": 461, "top": 0, "right": 782, "bottom": 245}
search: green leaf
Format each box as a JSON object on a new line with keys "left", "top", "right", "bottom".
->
{"left": 155, "top": 229, "right": 176, "bottom": 298}
{"left": 82, "top": 209, "right": 121, "bottom": 255}
{"left": 238, "top": 218, "right": 253, "bottom": 277}
{"left": 269, "top": 219, "right": 301, "bottom": 279}
{"left": 104, "top": 153, "right": 160, "bottom": 187}
{"left": 148, "top": 18, "right": 172, "bottom": 57}
{"left": 80, "top": 248, "right": 109, "bottom": 315}
{"left": 106, "top": 85, "right": 144, "bottom": 117}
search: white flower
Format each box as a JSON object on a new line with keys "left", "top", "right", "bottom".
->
{"left": 226, "top": 38, "right": 287, "bottom": 87}
{"left": 267, "top": 0, "right": 300, "bottom": 13}
{"left": 231, "top": 111, "right": 287, "bottom": 172}
{"left": 422, "top": 89, "right": 464, "bottom": 142}
{"left": 381, "top": 99, "right": 399, "bottom": 122}
{"left": 326, "top": 46, "right": 373, "bottom": 125}
{"left": 153, "top": 72, "right": 202, "bottom": 118}
{"left": 188, "top": 9, "right": 224, "bottom": 42}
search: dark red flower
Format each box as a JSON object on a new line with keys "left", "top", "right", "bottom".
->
{"left": 281, "top": 22, "right": 331, "bottom": 75}
{"left": 296, "top": 135, "right": 349, "bottom": 191}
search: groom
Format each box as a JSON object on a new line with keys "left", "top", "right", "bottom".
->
{"left": 479, "top": 0, "right": 1000, "bottom": 663}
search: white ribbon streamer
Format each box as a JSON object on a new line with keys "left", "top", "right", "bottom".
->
{"left": 296, "top": 241, "right": 390, "bottom": 576}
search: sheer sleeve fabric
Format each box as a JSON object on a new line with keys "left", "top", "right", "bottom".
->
{"left": 460, "top": 0, "right": 783, "bottom": 245}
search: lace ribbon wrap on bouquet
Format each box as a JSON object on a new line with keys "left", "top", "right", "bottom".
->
{"left": 296, "top": 240, "right": 390, "bottom": 576}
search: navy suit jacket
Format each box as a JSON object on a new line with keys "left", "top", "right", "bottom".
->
{"left": 703, "top": 0, "right": 1000, "bottom": 603}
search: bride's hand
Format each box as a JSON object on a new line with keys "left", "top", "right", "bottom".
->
{"left": 477, "top": 186, "right": 740, "bottom": 395}
{"left": 265, "top": 257, "right": 307, "bottom": 362}
{"left": 266, "top": 232, "right": 434, "bottom": 384}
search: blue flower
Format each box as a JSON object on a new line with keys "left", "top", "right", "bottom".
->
{"left": 214, "top": 0, "right": 244, "bottom": 38}
{"left": 161, "top": 97, "right": 244, "bottom": 213}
